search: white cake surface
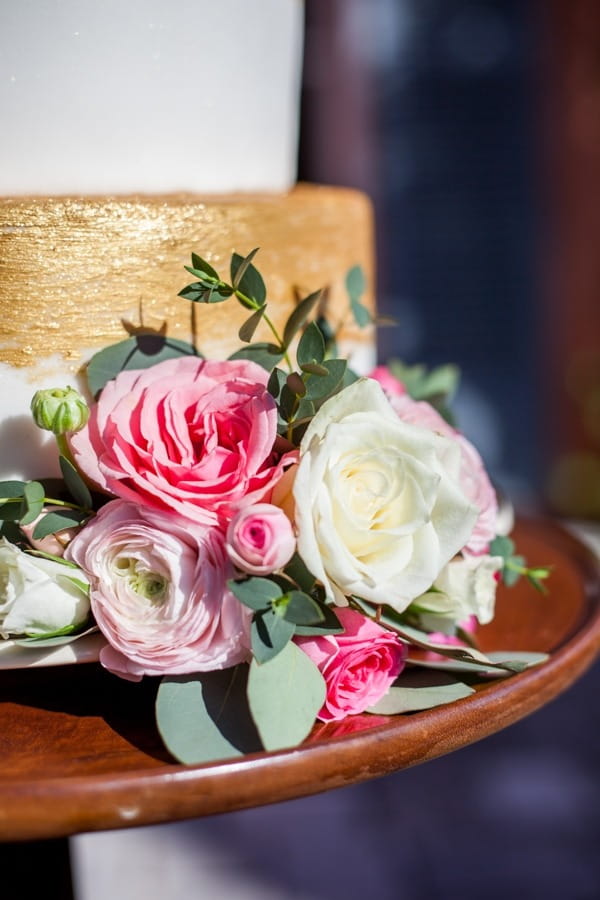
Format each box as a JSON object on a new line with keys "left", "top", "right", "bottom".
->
{"left": 0, "top": 0, "right": 303, "bottom": 195}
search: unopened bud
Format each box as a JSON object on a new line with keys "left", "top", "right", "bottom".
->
{"left": 31, "top": 386, "right": 90, "bottom": 435}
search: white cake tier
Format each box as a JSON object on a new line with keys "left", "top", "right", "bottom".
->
{"left": 0, "top": 0, "right": 303, "bottom": 195}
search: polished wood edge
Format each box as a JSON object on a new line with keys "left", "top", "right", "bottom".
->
{"left": 1, "top": 517, "right": 599, "bottom": 842}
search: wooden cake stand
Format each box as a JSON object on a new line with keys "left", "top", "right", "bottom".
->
{"left": 0, "top": 516, "right": 599, "bottom": 849}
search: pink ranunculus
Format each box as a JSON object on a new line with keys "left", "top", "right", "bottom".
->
{"left": 69, "top": 357, "right": 293, "bottom": 528}
{"left": 386, "top": 392, "right": 498, "bottom": 554}
{"left": 295, "top": 608, "right": 406, "bottom": 722}
{"left": 225, "top": 503, "right": 296, "bottom": 576}
{"left": 369, "top": 365, "right": 407, "bottom": 397}
{"left": 65, "top": 499, "right": 251, "bottom": 681}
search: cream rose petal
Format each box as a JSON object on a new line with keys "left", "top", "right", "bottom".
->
{"left": 293, "top": 379, "right": 479, "bottom": 611}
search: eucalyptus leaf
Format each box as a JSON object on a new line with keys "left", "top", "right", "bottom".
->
{"left": 489, "top": 535, "right": 516, "bottom": 559}
{"left": 294, "top": 602, "right": 344, "bottom": 636}
{"left": 228, "top": 343, "right": 283, "bottom": 372}
{"left": 0, "top": 520, "right": 24, "bottom": 543}
{"left": 345, "top": 264, "right": 366, "bottom": 303}
{"left": 350, "top": 298, "right": 372, "bottom": 328}
{"left": 296, "top": 321, "right": 325, "bottom": 367}
{"left": 231, "top": 251, "right": 266, "bottom": 306}
{"left": 406, "top": 651, "right": 548, "bottom": 677}
{"left": 283, "top": 553, "right": 316, "bottom": 593}
{"left": 86, "top": 336, "right": 199, "bottom": 396}
{"left": 278, "top": 383, "right": 297, "bottom": 421}
{"left": 368, "top": 680, "right": 475, "bottom": 715}
{"left": 286, "top": 372, "right": 306, "bottom": 398}
{"left": 282, "top": 289, "right": 323, "bottom": 348}
{"left": 189, "top": 252, "right": 220, "bottom": 281}
{"left": 32, "top": 509, "right": 88, "bottom": 539}
{"left": 0, "top": 480, "right": 28, "bottom": 522}
{"left": 228, "top": 577, "right": 283, "bottom": 611}
{"left": 351, "top": 598, "right": 526, "bottom": 674}
{"left": 20, "top": 481, "right": 45, "bottom": 526}
{"left": 247, "top": 641, "right": 326, "bottom": 752}
{"left": 13, "top": 625, "right": 99, "bottom": 648}
{"left": 59, "top": 455, "right": 93, "bottom": 509}
{"left": 387, "top": 360, "right": 460, "bottom": 407}
{"left": 178, "top": 282, "right": 233, "bottom": 303}
{"left": 0, "top": 480, "right": 27, "bottom": 499}
{"left": 283, "top": 591, "right": 325, "bottom": 626}
{"left": 231, "top": 247, "right": 260, "bottom": 290}
{"left": 156, "top": 668, "right": 262, "bottom": 766}
{"left": 238, "top": 306, "right": 266, "bottom": 343}
{"left": 305, "top": 359, "right": 346, "bottom": 402}
{"left": 267, "top": 367, "right": 286, "bottom": 401}
{"left": 300, "top": 362, "right": 329, "bottom": 377}
{"left": 251, "top": 608, "right": 295, "bottom": 663}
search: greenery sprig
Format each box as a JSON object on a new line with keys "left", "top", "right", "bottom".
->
{"left": 489, "top": 535, "right": 551, "bottom": 593}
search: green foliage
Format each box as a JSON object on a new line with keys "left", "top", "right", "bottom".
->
{"left": 229, "top": 575, "right": 335, "bottom": 663}
{"left": 386, "top": 359, "right": 460, "bottom": 424}
{"left": 345, "top": 264, "right": 372, "bottom": 327}
{"left": 247, "top": 642, "right": 326, "bottom": 752}
{"left": 86, "top": 335, "right": 199, "bottom": 397}
{"left": 368, "top": 680, "right": 475, "bottom": 715}
{"left": 490, "top": 535, "right": 551, "bottom": 593}
{"left": 156, "top": 668, "right": 262, "bottom": 765}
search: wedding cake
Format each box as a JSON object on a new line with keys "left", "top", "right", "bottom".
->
{"left": 0, "top": 0, "right": 375, "bottom": 481}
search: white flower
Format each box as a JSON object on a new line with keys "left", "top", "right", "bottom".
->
{"left": 292, "top": 378, "right": 478, "bottom": 612}
{"left": 0, "top": 537, "right": 90, "bottom": 638}
{"left": 417, "top": 553, "right": 503, "bottom": 625}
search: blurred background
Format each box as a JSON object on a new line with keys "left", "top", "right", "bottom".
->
{"left": 72, "top": 2, "right": 600, "bottom": 897}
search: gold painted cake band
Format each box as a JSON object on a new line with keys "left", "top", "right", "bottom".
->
{"left": 0, "top": 184, "right": 374, "bottom": 371}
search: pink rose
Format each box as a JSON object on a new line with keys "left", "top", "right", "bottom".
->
{"left": 385, "top": 392, "right": 498, "bottom": 554}
{"left": 65, "top": 499, "right": 251, "bottom": 681}
{"left": 226, "top": 503, "right": 296, "bottom": 575}
{"left": 368, "top": 366, "right": 407, "bottom": 397}
{"left": 295, "top": 608, "right": 406, "bottom": 721}
{"left": 69, "top": 357, "right": 292, "bottom": 528}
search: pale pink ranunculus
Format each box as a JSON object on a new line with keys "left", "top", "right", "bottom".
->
{"left": 295, "top": 608, "right": 406, "bottom": 721}
{"left": 385, "top": 392, "right": 498, "bottom": 555}
{"left": 69, "top": 357, "right": 292, "bottom": 528}
{"left": 226, "top": 503, "right": 296, "bottom": 576}
{"left": 65, "top": 499, "right": 251, "bottom": 681}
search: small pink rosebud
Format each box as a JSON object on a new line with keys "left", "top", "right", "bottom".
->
{"left": 226, "top": 503, "right": 296, "bottom": 576}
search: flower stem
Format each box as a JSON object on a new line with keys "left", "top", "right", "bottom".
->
{"left": 234, "top": 289, "right": 293, "bottom": 371}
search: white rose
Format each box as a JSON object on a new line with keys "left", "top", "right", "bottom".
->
{"left": 0, "top": 537, "right": 90, "bottom": 638}
{"left": 417, "top": 553, "right": 503, "bottom": 625}
{"left": 293, "top": 378, "right": 478, "bottom": 612}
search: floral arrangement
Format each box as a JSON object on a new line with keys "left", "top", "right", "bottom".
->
{"left": 0, "top": 249, "right": 549, "bottom": 765}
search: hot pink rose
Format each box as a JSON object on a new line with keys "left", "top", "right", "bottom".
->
{"left": 380, "top": 389, "right": 498, "bottom": 554}
{"left": 65, "top": 499, "right": 251, "bottom": 681}
{"left": 295, "top": 608, "right": 406, "bottom": 721}
{"left": 69, "top": 357, "right": 292, "bottom": 527}
{"left": 226, "top": 503, "right": 296, "bottom": 575}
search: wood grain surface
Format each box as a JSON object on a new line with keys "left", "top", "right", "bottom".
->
{"left": 0, "top": 517, "right": 598, "bottom": 842}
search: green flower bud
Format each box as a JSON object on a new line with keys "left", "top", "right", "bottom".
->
{"left": 30, "top": 386, "right": 90, "bottom": 435}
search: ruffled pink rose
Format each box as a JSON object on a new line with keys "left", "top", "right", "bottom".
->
{"left": 295, "top": 608, "right": 406, "bottom": 721}
{"left": 378, "top": 388, "right": 498, "bottom": 555}
{"left": 70, "top": 357, "right": 292, "bottom": 527}
{"left": 226, "top": 503, "right": 296, "bottom": 575}
{"left": 65, "top": 499, "right": 251, "bottom": 681}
